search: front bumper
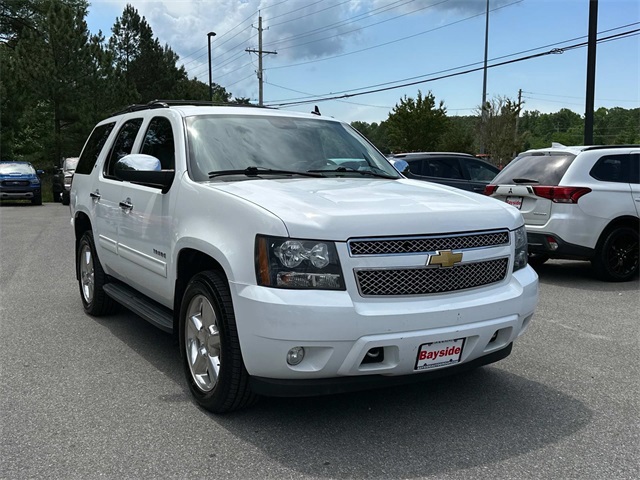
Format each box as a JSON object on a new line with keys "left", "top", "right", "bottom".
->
{"left": 0, "top": 187, "right": 40, "bottom": 200}
{"left": 230, "top": 266, "right": 538, "bottom": 385}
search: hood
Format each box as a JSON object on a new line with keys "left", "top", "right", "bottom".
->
{"left": 209, "top": 178, "right": 522, "bottom": 239}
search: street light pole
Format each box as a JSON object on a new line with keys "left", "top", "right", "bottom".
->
{"left": 207, "top": 31, "right": 216, "bottom": 102}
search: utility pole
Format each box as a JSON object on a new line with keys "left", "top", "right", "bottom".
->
{"left": 515, "top": 88, "right": 522, "bottom": 140}
{"left": 480, "top": 0, "right": 490, "bottom": 155}
{"left": 513, "top": 88, "right": 522, "bottom": 159}
{"left": 584, "top": 0, "right": 598, "bottom": 145}
{"left": 207, "top": 31, "right": 216, "bottom": 102}
{"left": 246, "top": 15, "right": 277, "bottom": 106}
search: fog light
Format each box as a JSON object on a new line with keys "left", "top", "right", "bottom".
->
{"left": 286, "top": 346, "right": 305, "bottom": 366}
{"left": 546, "top": 236, "right": 559, "bottom": 251}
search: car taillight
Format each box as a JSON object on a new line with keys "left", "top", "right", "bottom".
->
{"left": 532, "top": 186, "right": 591, "bottom": 203}
{"left": 484, "top": 185, "right": 497, "bottom": 195}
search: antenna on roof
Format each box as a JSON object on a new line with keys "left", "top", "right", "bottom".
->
{"left": 551, "top": 142, "right": 566, "bottom": 148}
{"left": 311, "top": 105, "right": 321, "bottom": 116}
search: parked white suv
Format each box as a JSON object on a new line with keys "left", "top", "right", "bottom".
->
{"left": 485, "top": 144, "right": 639, "bottom": 281}
{"left": 71, "top": 101, "right": 538, "bottom": 412}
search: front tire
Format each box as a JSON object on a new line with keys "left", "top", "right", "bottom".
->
{"left": 179, "top": 271, "right": 256, "bottom": 413}
{"left": 77, "top": 231, "right": 116, "bottom": 315}
{"left": 31, "top": 193, "right": 42, "bottom": 205}
{"left": 592, "top": 226, "right": 639, "bottom": 282}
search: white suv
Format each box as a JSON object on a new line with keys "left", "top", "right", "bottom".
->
{"left": 486, "top": 144, "right": 639, "bottom": 281}
{"left": 71, "top": 101, "right": 538, "bottom": 412}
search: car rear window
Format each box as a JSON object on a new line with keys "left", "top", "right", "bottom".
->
{"left": 492, "top": 153, "right": 576, "bottom": 186}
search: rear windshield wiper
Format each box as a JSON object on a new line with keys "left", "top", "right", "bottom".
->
{"left": 511, "top": 178, "right": 540, "bottom": 184}
{"left": 307, "top": 166, "right": 397, "bottom": 179}
{"left": 209, "top": 166, "right": 324, "bottom": 178}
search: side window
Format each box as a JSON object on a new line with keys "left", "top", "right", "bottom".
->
{"left": 75, "top": 123, "right": 116, "bottom": 175}
{"left": 466, "top": 160, "right": 498, "bottom": 182}
{"left": 629, "top": 153, "right": 639, "bottom": 184}
{"left": 427, "top": 158, "right": 463, "bottom": 179}
{"left": 140, "top": 117, "right": 175, "bottom": 169}
{"left": 104, "top": 118, "right": 144, "bottom": 177}
{"left": 407, "top": 159, "right": 424, "bottom": 176}
{"left": 589, "top": 154, "right": 631, "bottom": 183}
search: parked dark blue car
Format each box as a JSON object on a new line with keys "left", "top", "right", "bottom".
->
{"left": 0, "top": 161, "right": 44, "bottom": 205}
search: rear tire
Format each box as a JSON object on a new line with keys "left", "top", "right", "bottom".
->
{"left": 528, "top": 253, "right": 549, "bottom": 268}
{"left": 77, "top": 231, "right": 116, "bottom": 315}
{"left": 592, "top": 226, "right": 639, "bottom": 282}
{"left": 62, "top": 192, "right": 70, "bottom": 205}
{"left": 179, "top": 270, "right": 257, "bottom": 413}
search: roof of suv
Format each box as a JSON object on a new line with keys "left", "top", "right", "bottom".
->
{"left": 109, "top": 100, "right": 338, "bottom": 123}
{"left": 391, "top": 152, "right": 475, "bottom": 158}
{"left": 518, "top": 143, "right": 639, "bottom": 156}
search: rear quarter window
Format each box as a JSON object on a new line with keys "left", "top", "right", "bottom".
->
{"left": 76, "top": 123, "right": 116, "bottom": 175}
{"left": 589, "top": 154, "right": 633, "bottom": 183}
{"left": 492, "top": 153, "right": 576, "bottom": 186}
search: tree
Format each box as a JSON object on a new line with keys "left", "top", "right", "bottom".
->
{"left": 385, "top": 90, "right": 448, "bottom": 152}
{"left": 11, "top": 0, "right": 94, "bottom": 166}
{"left": 479, "top": 95, "right": 522, "bottom": 165}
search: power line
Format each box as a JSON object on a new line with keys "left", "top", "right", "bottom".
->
{"left": 264, "top": 23, "right": 640, "bottom": 104}
{"left": 264, "top": 29, "right": 639, "bottom": 108}
{"left": 523, "top": 91, "right": 639, "bottom": 103}
{"left": 265, "top": 81, "right": 392, "bottom": 109}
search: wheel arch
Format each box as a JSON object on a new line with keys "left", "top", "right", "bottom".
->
{"left": 173, "top": 248, "right": 230, "bottom": 335}
{"left": 596, "top": 215, "right": 639, "bottom": 250}
{"left": 74, "top": 212, "right": 93, "bottom": 280}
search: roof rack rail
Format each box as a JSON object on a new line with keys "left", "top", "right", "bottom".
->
{"left": 582, "top": 144, "right": 640, "bottom": 151}
{"left": 110, "top": 99, "right": 269, "bottom": 117}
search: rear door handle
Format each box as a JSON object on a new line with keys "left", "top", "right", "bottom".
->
{"left": 119, "top": 198, "right": 133, "bottom": 211}
{"left": 90, "top": 190, "right": 101, "bottom": 200}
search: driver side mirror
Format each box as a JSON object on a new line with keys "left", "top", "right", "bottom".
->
{"left": 115, "top": 154, "right": 175, "bottom": 193}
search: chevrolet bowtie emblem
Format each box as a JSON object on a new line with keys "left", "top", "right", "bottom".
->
{"left": 427, "top": 250, "right": 463, "bottom": 268}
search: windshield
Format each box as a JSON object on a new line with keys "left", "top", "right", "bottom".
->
{"left": 63, "top": 157, "right": 79, "bottom": 172}
{"left": 0, "top": 163, "right": 35, "bottom": 175}
{"left": 185, "top": 114, "right": 399, "bottom": 181}
{"left": 492, "top": 153, "right": 576, "bottom": 186}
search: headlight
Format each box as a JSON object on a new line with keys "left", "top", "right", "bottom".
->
{"left": 513, "top": 225, "right": 528, "bottom": 272}
{"left": 64, "top": 175, "right": 73, "bottom": 187}
{"left": 255, "top": 235, "right": 345, "bottom": 290}
{"left": 31, "top": 178, "right": 40, "bottom": 185}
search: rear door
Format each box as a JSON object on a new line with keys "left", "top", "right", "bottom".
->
{"left": 94, "top": 118, "right": 145, "bottom": 276}
{"left": 631, "top": 152, "right": 640, "bottom": 216}
{"left": 489, "top": 152, "right": 576, "bottom": 225}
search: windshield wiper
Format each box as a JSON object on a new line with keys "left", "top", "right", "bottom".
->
{"left": 511, "top": 178, "right": 540, "bottom": 184}
{"left": 209, "top": 166, "right": 324, "bottom": 178}
{"left": 307, "top": 166, "right": 397, "bottom": 179}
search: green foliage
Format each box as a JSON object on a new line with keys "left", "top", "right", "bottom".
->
{"left": 1, "top": 0, "right": 234, "bottom": 167}
{"left": 385, "top": 90, "right": 448, "bottom": 152}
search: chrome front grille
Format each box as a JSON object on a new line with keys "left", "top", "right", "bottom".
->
{"left": 348, "top": 230, "right": 509, "bottom": 256}
{"left": 355, "top": 258, "right": 509, "bottom": 296}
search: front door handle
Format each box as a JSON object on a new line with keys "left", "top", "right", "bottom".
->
{"left": 90, "top": 190, "right": 101, "bottom": 200}
{"left": 119, "top": 198, "right": 133, "bottom": 211}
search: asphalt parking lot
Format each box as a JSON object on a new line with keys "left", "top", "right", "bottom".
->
{"left": 1, "top": 203, "right": 638, "bottom": 479}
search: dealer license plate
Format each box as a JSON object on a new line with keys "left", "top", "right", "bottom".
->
{"left": 505, "top": 196, "right": 523, "bottom": 209}
{"left": 415, "top": 338, "right": 465, "bottom": 371}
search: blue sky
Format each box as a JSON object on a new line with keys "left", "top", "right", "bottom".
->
{"left": 85, "top": 0, "right": 640, "bottom": 124}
